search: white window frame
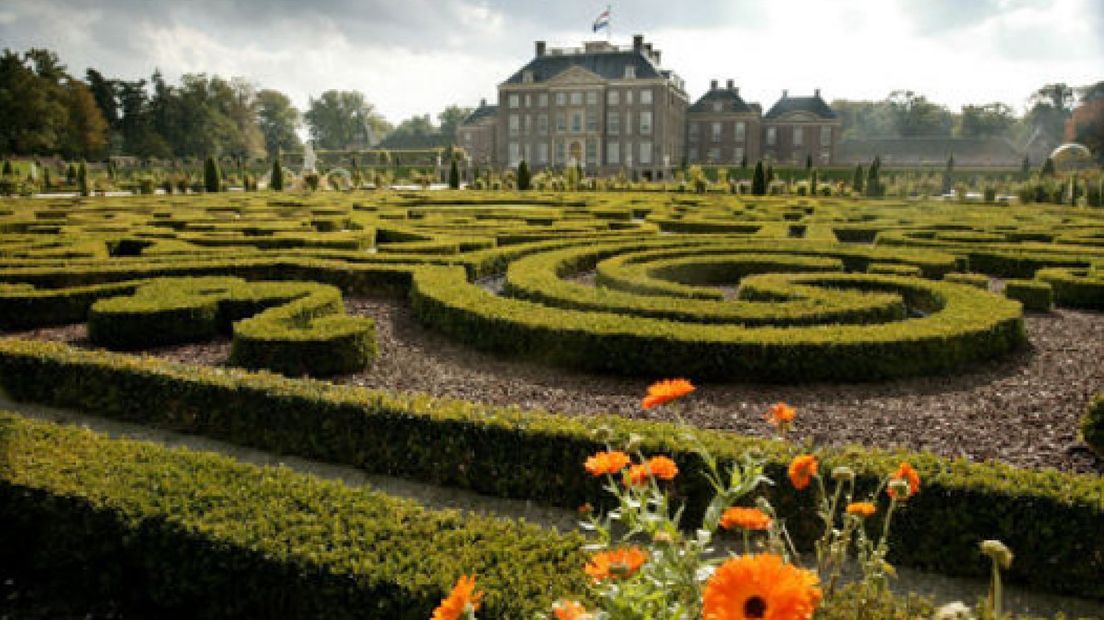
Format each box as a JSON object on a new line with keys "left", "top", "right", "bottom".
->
{"left": 766, "top": 127, "right": 777, "bottom": 146}
{"left": 640, "top": 110, "right": 653, "bottom": 135}
{"left": 607, "top": 140, "right": 620, "bottom": 164}
{"left": 794, "top": 127, "right": 804, "bottom": 147}
{"left": 639, "top": 141, "right": 653, "bottom": 165}
{"left": 607, "top": 90, "right": 619, "bottom": 106}
{"left": 735, "top": 122, "right": 746, "bottom": 142}
{"left": 508, "top": 94, "right": 519, "bottom": 108}
{"left": 640, "top": 88, "right": 653, "bottom": 105}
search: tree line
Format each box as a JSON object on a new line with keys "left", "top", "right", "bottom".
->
{"left": 0, "top": 47, "right": 473, "bottom": 161}
{"left": 831, "top": 83, "right": 1104, "bottom": 155}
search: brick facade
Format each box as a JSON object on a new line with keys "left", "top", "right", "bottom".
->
{"left": 457, "top": 35, "right": 841, "bottom": 175}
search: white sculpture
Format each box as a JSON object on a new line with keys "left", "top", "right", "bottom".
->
{"left": 303, "top": 142, "right": 317, "bottom": 173}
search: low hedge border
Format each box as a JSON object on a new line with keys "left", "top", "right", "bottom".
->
{"left": 943, "top": 272, "right": 990, "bottom": 289}
{"left": 0, "top": 412, "right": 587, "bottom": 618}
{"left": 1004, "top": 279, "right": 1053, "bottom": 312}
{"left": 85, "top": 277, "right": 376, "bottom": 377}
{"left": 0, "top": 338, "right": 1098, "bottom": 599}
{"left": 413, "top": 266, "right": 1026, "bottom": 382}
{"left": 1034, "top": 267, "right": 1104, "bottom": 309}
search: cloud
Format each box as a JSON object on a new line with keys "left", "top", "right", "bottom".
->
{"left": 0, "top": 0, "right": 1100, "bottom": 124}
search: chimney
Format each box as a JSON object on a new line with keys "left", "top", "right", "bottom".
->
{"left": 726, "top": 79, "right": 734, "bottom": 90}
{"left": 480, "top": 98, "right": 486, "bottom": 107}
{"left": 782, "top": 89, "right": 789, "bottom": 98}
{"left": 645, "top": 43, "right": 653, "bottom": 55}
{"left": 535, "top": 41, "right": 546, "bottom": 57}
{"left": 734, "top": 87, "right": 740, "bottom": 96}
{"left": 814, "top": 87, "right": 821, "bottom": 97}
{"left": 710, "top": 79, "right": 718, "bottom": 90}
{"left": 653, "top": 50, "right": 661, "bottom": 64}
{"left": 633, "top": 34, "right": 644, "bottom": 51}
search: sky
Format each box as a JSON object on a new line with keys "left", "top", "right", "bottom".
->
{"left": 1, "top": 0, "right": 1101, "bottom": 126}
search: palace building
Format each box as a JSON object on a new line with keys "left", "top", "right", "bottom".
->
{"left": 456, "top": 35, "right": 841, "bottom": 177}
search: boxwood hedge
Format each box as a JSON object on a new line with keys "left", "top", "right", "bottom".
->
{"left": 0, "top": 339, "right": 1099, "bottom": 599}
{"left": 0, "top": 412, "right": 586, "bottom": 619}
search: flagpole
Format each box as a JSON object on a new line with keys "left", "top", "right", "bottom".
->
{"left": 607, "top": 4, "right": 612, "bottom": 43}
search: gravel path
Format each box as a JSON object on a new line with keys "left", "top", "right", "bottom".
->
{"left": 6, "top": 299, "right": 1103, "bottom": 474}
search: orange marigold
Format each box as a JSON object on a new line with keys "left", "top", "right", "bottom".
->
{"left": 431, "top": 575, "right": 484, "bottom": 620}
{"left": 887, "top": 462, "right": 921, "bottom": 500}
{"left": 788, "top": 454, "right": 818, "bottom": 491}
{"left": 623, "top": 456, "right": 679, "bottom": 486}
{"left": 719, "top": 507, "right": 773, "bottom": 531}
{"left": 584, "top": 450, "right": 631, "bottom": 477}
{"left": 702, "top": 553, "right": 822, "bottom": 620}
{"left": 584, "top": 547, "right": 648, "bottom": 582}
{"left": 766, "top": 402, "right": 797, "bottom": 426}
{"left": 846, "top": 502, "right": 877, "bottom": 518}
{"left": 641, "top": 378, "right": 695, "bottom": 409}
{"left": 552, "top": 599, "right": 592, "bottom": 620}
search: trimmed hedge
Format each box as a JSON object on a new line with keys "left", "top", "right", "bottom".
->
{"left": 86, "top": 277, "right": 376, "bottom": 377}
{"left": 414, "top": 266, "right": 1026, "bottom": 382}
{"left": 0, "top": 412, "right": 586, "bottom": 618}
{"left": 0, "top": 339, "right": 1100, "bottom": 599}
{"left": 1035, "top": 267, "right": 1104, "bottom": 309}
{"left": 1004, "top": 279, "right": 1053, "bottom": 312}
{"left": 502, "top": 240, "right": 907, "bottom": 326}
{"left": 1081, "top": 393, "right": 1104, "bottom": 459}
{"left": 943, "top": 272, "right": 990, "bottom": 289}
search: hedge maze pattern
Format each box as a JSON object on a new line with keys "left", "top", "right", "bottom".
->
{"left": 2, "top": 192, "right": 1102, "bottom": 380}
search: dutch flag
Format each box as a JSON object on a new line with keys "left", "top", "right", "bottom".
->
{"left": 592, "top": 6, "right": 610, "bottom": 32}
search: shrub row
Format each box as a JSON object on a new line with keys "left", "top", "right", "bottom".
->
{"left": 1003, "top": 279, "right": 1053, "bottom": 312}
{"left": 943, "top": 272, "right": 990, "bottom": 289}
{"left": 0, "top": 339, "right": 1099, "bottom": 599}
{"left": 413, "top": 266, "right": 1026, "bottom": 382}
{"left": 0, "top": 412, "right": 586, "bottom": 618}
{"left": 1034, "top": 267, "right": 1104, "bottom": 309}
{"left": 85, "top": 277, "right": 376, "bottom": 376}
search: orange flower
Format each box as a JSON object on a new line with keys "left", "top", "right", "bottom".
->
{"left": 846, "top": 502, "right": 877, "bottom": 518}
{"left": 719, "top": 507, "right": 773, "bottom": 531}
{"left": 788, "top": 455, "right": 818, "bottom": 491}
{"left": 624, "top": 456, "right": 679, "bottom": 486}
{"left": 584, "top": 450, "right": 631, "bottom": 476}
{"left": 552, "top": 599, "right": 592, "bottom": 620}
{"left": 584, "top": 547, "right": 648, "bottom": 582}
{"left": 702, "top": 553, "right": 822, "bottom": 620}
{"left": 766, "top": 402, "right": 797, "bottom": 426}
{"left": 641, "top": 378, "right": 695, "bottom": 409}
{"left": 887, "top": 462, "right": 920, "bottom": 500}
{"left": 431, "top": 575, "right": 484, "bottom": 620}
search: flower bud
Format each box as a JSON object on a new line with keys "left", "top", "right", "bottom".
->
{"left": 624, "top": 433, "right": 643, "bottom": 452}
{"left": 888, "top": 478, "right": 910, "bottom": 499}
{"left": 831, "top": 466, "right": 855, "bottom": 482}
{"left": 652, "top": 531, "right": 674, "bottom": 544}
{"left": 980, "top": 539, "right": 1014, "bottom": 570}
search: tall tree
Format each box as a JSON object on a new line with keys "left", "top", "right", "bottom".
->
{"left": 0, "top": 49, "right": 69, "bottom": 154}
{"left": 1067, "top": 81, "right": 1104, "bottom": 159}
{"left": 887, "top": 91, "right": 953, "bottom": 137}
{"left": 256, "top": 89, "right": 302, "bottom": 158}
{"left": 305, "top": 90, "right": 385, "bottom": 150}
{"left": 959, "top": 103, "right": 1014, "bottom": 138}
{"left": 61, "top": 80, "right": 109, "bottom": 158}
{"left": 1026, "top": 83, "right": 1074, "bottom": 141}
{"left": 437, "top": 105, "right": 473, "bottom": 143}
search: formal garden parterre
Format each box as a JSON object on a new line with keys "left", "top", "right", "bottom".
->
{"left": 0, "top": 190, "right": 1103, "bottom": 617}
